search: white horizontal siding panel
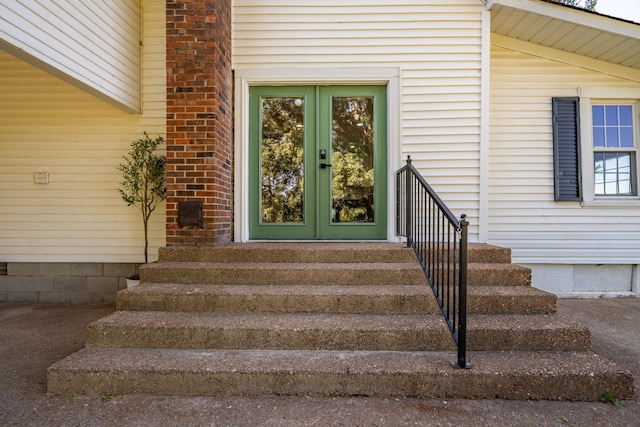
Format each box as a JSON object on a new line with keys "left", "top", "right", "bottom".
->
{"left": 0, "top": 0, "right": 164, "bottom": 263}
{"left": 489, "top": 42, "right": 640, "bottom": 264}
{"left": 234, "top": 0, "right": 485, "bottom": 239}
{"left": 0, "top": 0, "right": 141, "bottom": 112}
{"left": 490, "top": 233, "right": 640, "bottom": 244}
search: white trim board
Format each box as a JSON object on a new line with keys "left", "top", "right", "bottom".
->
{"left": 233, "top": 67, "right": 402, "bottom": 243}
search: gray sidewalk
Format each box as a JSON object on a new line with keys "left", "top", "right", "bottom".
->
{"left": 1, "top": 299, "right": 639, "bottom": 426}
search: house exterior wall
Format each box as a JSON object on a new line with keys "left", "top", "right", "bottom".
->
{"left": 0, "top": 0, "right": 165, "bottom": 302}
{"left": 0, "top": 0, "right": 142, "bottom": 112}
{"left": 489, "top": 38, "right": 640, "bottom": 295}
{"left": 2, "top": 1, "right": 637, "bottom": 301}
{"left": 233, "top": 0, "right": 486, "bottom": 240}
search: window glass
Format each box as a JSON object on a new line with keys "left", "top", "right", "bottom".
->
{"left": 605, "top": 106, "right": 619, "bottom": 126}
{"left": 606, "top": 128, "right": 619, "bottom": 147}
{"left": 593, "top": 127, "right": 605, "bottom": 147}
{"left": 620, "top": 127, "right": 634, "bottom": 148}
{"left": 591, "top": 104, "right": 637, "bottom": 197}
{"left": 620, "top": 106, "right": 633, "bottom": 126}
{"left": 592, "top": 105, "right": 604, "bottom": 126}
{"left": 594, "top": 152, "right": 633, "bottom": 196}
{"left": 593, "top": 105, "right": 635, "bottom": 148}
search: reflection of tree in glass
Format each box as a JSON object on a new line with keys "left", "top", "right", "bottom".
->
{"left": 331, "top": 97, "right": 375, "bottom": 222}
{"left": 261, "top": 98, "right": 305, "bottom": 223}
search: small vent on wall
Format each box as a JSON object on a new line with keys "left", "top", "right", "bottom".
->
{"left": 0, "top": 262, "right": 7, "bottom": 276}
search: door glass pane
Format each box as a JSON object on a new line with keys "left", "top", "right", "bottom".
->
{"left": 260, "top": 97, "right": 305, "bottom": 223}
{"left": 330, "top": 96, "right": 375, "bottom": 223}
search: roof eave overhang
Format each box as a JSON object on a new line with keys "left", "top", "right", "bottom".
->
{"left": 486, "top": 0, "right": 640, "bottom": 70}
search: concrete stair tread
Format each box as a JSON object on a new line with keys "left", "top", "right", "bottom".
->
{"left": 140, "top": 261, "right": 427, "bottom": 286}
{"left": 467, "top": 286, "right": 558, "bottom": 314}
{"left": 87, "top": 311, "right": 453, "bottom": 351}
{"left": 467, "top": 314, "right": 591, "bottom": 351}
{"left": 124, "top": 283, "right": 546, "bottom": 295}
{"left": 87, "top": 311, "right": 590, "bottom": 352}
{"left": 47, "top": 347, "right": 633, "bottom": 400}
{"left": 117, "top": 283, "right": 435, "bottom": 313}
{"left": 468, "top": 285, "right": 552, "bottom": 297}
{"left": 143, "top": 261, "right": 424, "bottom": 270}
{"left": 466, "top": 263, "right": 531, "bottom": 286}
{"left": 91, "top": 310, "right": 586, "bottom": 334}
{"left": 117, "top": 283, "right": 555, "bottom": 315}
{"left": 119, "top": 283, "right": 433, "bottom": 297}
{"left": 159, "top": 243, "right": 419, "bottom": 263}
{"left": 465, "top": 243, "right": 512, "bottom": 263}
{"left": 468, "top": 285, "right": 556, "bottom": 314}
{"left": 123, "top": 283, "right": 548, "bottom": 296}
{"left": 158, "top": 243, "right": 512, "bottom": 264}
{"left": 91, "top": 310, "right": 447, "bottom": 331}
{"left": 468, "top": 262, "right": 529, "bottom": 270}
{"left": 123, "top": 282, "right": 433, "bottom": 295}
{"left": 468, "top": 313, "right": 586, "bottom": 331}
{"left": 144, "top": 261, "right": 521, "bottom": 272}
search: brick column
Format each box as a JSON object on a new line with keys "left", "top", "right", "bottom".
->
{"left": 165, "top": 0, "right": 232, "bottom": 246}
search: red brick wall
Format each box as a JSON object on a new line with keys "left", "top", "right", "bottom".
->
{"left": 165, "top": 0, "right": 233, "bottom": 246}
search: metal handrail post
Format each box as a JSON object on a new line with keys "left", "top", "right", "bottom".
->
{"left": 395, "top": 172, "right": 400, "bottom": 236}
{"left": 455, "top": 215, "right": 470, "bottom": 369}
{"left": 405, "top": 156, "right": 412, "bottom": 248}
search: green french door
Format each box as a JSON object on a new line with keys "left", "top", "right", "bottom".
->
{"left": 249, "top": 85, "right": 387, "bottom": 239}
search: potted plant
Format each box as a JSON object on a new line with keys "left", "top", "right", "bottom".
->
{"left": 117, "top": 132, "right": 166, "bottom": 287}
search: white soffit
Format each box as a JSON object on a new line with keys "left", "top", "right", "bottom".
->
{"left": 487, "top": 0, "right": 640, "bottom": 70}
{"left": 0, "top": 1, "right": 141, "bottom": 113}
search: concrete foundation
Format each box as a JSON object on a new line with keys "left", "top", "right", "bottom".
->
{"left": 0, "top": 262, "right": 139, "bottom": 303}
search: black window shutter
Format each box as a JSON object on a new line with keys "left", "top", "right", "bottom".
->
{"left": 552, "top": 97, "right": 582, "bottom": 201}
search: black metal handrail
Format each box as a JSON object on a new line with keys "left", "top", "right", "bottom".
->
{"left": 396, "top": 155, "right": 470, "bottom": 369}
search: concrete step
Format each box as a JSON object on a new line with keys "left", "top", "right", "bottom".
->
{"left": 116, "top": 283, "right": 438, "bottom": 314}
{"left": 85, "top": 311, "right": 589, "bottom": 352}
{"left": 467, "top": 314, "right": 590, "bottom": 351}
{"left": 86, "top": 311, "right": 453, "bottom": 351}
{"left": 117, "top": 283, "right": 555, "bottom": 315}
{"left": 159, "top": 243, "right": 418, "bottom": 264}
{"left": 468, "top": 286, "right": 556, "bottom": 314}
{"left": 47, "top": 348, "right": 633, "bottom": 400}
{"left": 140, "top": 261, "right": 530, "bottom": 288}
{"left": 140, "top": 262, "right": 427, "bottom": 286}
{"left": 467, "top": 263, "right": 531, "bottom": 287}
{"left": 466, "top": 243, "right": 512, "bottom": 263}
{"left": 158, "top": 243, "right": 512, "bottom": 264}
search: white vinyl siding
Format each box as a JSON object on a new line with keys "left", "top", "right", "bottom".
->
{"left": 0, "top": 0, "right": 165, "bottom": 263}
{"left": 233, "top": 0, "right": 485, "bottom": 239}
{"left": 489, "top": 41, "right": 640, "bottom": 264}
{"left": 0, "top": 0, "right": 141, "bottom": 112}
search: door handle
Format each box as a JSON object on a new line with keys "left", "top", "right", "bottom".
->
{"left": 320, "top": 163, "right": 332, "bottom": 169}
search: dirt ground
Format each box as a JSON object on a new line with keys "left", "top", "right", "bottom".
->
{"left": 1, "top": 299, "right": 639, "bottom": 427}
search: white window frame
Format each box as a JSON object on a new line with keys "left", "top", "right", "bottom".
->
{"left": 579, "top": 88, "right": 640, "bottom": 206}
